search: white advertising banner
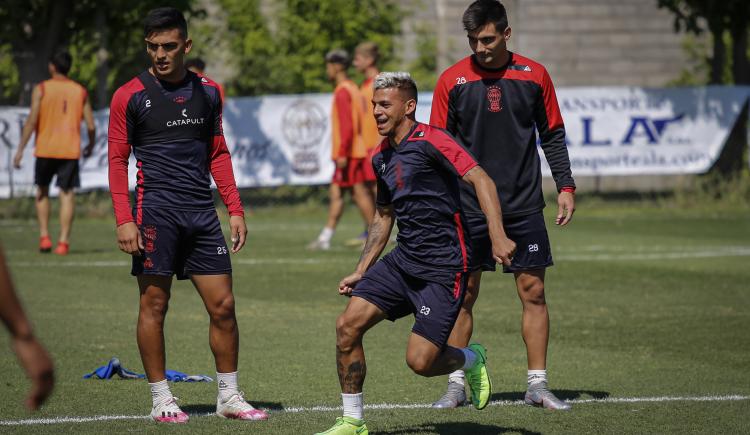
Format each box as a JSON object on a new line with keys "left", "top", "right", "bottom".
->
{"left": 0, "top": 86, "right": 748, "bottom": 198}
{"left": 551, "top": 86, "right": 750, "bottom": 176}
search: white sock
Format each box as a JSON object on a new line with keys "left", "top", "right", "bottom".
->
{"left": 448, "top": 369, "right": 465, "bottom": 386}
{"left": 217, "top": 371, "right": 240, "bottom": 402}
{"left": 461, "top": 348, "right": 477, "bottom": 370}
{"left": 342, "top": 392, "right": 364, "bottom": 420}
{"left": 528, "top": 369, "right": 547, "bottom": 387}
{"left": 149, "top": 379, "right": 172, "bottom": 407}
{"left": 318, "top": 227, "right": 335, "bottom": 242}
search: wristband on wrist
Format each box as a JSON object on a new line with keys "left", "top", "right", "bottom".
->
{"left": 560, "top": 186, "right": 576, "bottom": 193}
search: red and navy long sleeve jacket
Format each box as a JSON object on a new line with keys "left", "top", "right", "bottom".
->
{"left": 108, "top": 71, "right": 243, "bottom": 226}
{"left": 431, "top": 53, "right": 575, "bottom": 219}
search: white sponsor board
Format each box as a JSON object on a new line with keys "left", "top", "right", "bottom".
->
{"left": 0, "top": 86, "right": 748, "bottom": 198}
{"left": 552, "top": 86, "right": 750, "bottom": 176}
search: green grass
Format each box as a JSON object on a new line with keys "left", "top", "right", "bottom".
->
{"left": 1, "top": 202, "right": 749, "bottom": 434}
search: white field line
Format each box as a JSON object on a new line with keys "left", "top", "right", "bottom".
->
{"left": 0, "top": 395, "right": 747, "bottom": 426}
{"left": 562, "top": 246, "right": 750, "bottom": 261}
{"left": 8, "top": 247, "right": 750, "bottom": 268}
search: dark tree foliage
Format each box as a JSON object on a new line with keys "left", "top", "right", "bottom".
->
{"left": 223, "top": 0, "right": 402, "bottom": 95}
{"left": 658, "top": 0, "right": 749, "bottom": 84}
{"left": 0, "top": 0, "right": 198, "bottom": 107}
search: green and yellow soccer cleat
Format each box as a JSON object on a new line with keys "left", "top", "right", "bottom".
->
{"left": 464, "top": 343, "right": 492, "bottom": 410}
{"left": 314, "top": 416, "right": 368, "bottom": 435}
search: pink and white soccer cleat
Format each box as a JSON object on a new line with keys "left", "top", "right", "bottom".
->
{"left": 150, "top": 397, "right": 189, "bottom": 423}
{"left": 216, "top": 392, "right": 269, "bottom": 421}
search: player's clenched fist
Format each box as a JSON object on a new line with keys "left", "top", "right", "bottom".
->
{"left": 492, "top": 236, "right": 517, "bottom": 267}
{"left": 116, "top": 222, "right": 143, "bottom": 256}
{"left": 338, "top": 272, "right": 364, "bottom": 296}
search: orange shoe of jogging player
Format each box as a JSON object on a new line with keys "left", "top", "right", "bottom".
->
{"left": 39, "top": 236, "right": 53, "bottom": 253}
{"left": 53, "top": 242, "right": 69, "bottom": 256}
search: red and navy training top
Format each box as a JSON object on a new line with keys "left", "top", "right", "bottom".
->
{"left": 108, "top": 70, "right": 243, "bottom": 226}
{"left": 431, "top": 53, "right": 575, "bottom": 220}
{"left": 372, "top": 122, "right": 477, "bottom": 282}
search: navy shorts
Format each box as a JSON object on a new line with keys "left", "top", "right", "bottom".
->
{"left": 468, "top": 211, "right": 553, "bottom": 273}
{"left": 352, "top": 254, "right": 467, "bottom": 348}
{"left": 34, "top": 157, "right": 80, "bottom": 190}
{"left": 132, "top": 208, "right": 231, "bottom": 280}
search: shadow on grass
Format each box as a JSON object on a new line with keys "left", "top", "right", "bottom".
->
{"left": 182, "top": 400, "right": 284, "bottom": 414}
{"left": 490, "top": 389, "right": 610, "bottom": 402}
{"left": 378, "top": 422, "right": 541, "bottom": 434}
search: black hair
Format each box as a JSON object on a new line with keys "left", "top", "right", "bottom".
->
{"left": 325, "top": 49, "right": 351, "bottom": 68}
{"left": 49, "top": 51, "right": 72, "bottom": 75}
{"left": 185, "top": 58, "right": 206, "bottom": 71}
{"left": 143, "top": 7, "right": 188, "bottom": 39}
{"left": 462, "top": 0, "right": 508, "bottom": 33}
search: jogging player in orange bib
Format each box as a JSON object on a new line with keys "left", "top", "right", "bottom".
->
{"left": 14, "top": 51, "right": 96, "bottom": 255}
{"left": 308, "top": 49, "right": 376, "bottom": 251}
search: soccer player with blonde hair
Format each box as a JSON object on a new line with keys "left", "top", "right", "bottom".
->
{"left": 316, "top": 72, "right": 515, "bottom": 435}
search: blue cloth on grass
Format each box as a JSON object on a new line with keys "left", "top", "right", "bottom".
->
{"left": 165, "top": 370, "right": 213, "bottom": 382}
{"left": 84, "top": 358, "right": 213, "bottom": 382}
{"left": 83, "top": 357, "right": 144, "bottom": 380}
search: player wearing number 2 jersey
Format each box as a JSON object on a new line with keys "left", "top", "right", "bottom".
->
{"left": 107, "top": 7, "right": 266, "bottom": 424}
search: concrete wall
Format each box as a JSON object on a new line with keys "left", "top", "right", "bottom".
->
{"left": 401, "top": 0, "right": 692, "bottom": 87}
{"left": 511, "top": 0, "right": 689, "bottom": 87}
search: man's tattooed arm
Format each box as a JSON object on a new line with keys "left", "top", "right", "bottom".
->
{"left": 355, "top": 205, "right": 395, "bottom": 274}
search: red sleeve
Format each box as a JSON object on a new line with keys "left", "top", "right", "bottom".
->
{"left": 334, "top": 87, "right": 354, "bottom": 158}
{"left": 541, "top": 68, "right": 564, "bottom": 131}
{"left": 209, "top": 135, "right": 244, "bottom": 217}
{"left": 423, "top": 127, "right": 478, "bottom": 176}
{"left": 107, "top": 87, "right": 133, "bottom": 226}
{"left": 430, "top": 73, "right": 450, "bottom": 128}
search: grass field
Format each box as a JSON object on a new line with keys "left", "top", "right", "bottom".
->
{"left": 0, "top": 201, "right": 749, "bottom": 434}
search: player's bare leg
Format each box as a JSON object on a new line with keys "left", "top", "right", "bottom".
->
{"left": 35, "top": 186, "right": 52, "bottom": 252}
{"left": 433, "top": 270, "right": 483, "bottom": 408}
{"left": 335, "top": 296, "right": 386, "bottom": 394}
{"left": 407, "top": 333, "right": 491, "bottom": 410}
{"left": 515, "top": 269, "right": 570, "bottom": 410}
{"left": 515, "top": 269, "right": 548, "bottom": 370}
{"left": 351, "top": 182, "right": 374, "bottom": 227}
{"left": 192, "top": 274, "right": 238, "bottom": 372}
{"left": 405, "top": 334, "right": 465, "bottom": 376}
{"left": 137, "top": 275, "right": 172, "bottom": 382}
{"left": 137, "top": 275, "right": 188, "bottom": 423}
{"left": 326, "top": 184, "right": 345, "bottom": 230}
{"left": 55, "top": 189, "right": 75, "bottom": 254}
{"left": 316, "top": 296, "right": 386, "bottom": 434}
{"left": 191, "top": 273, "right": 267, "bottom": 420}
{"left": 347, "top": 182, "right": 375, "bottom": 247}
{"left": 309, "top": 184, "right": 345, "bottom": 250}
